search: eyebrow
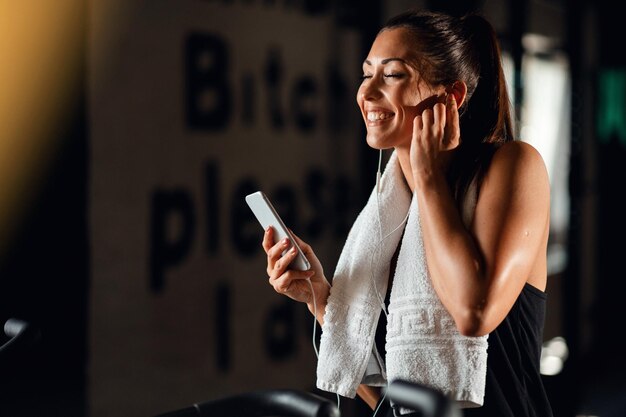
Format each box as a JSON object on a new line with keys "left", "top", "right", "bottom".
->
{"left": 363, "top": 57, "right": 408, "bottom": 66}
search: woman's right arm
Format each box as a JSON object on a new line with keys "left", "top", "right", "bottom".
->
{"left": 264, "top": 228, "right": 381, "bottom": 409}
{"left": 357, "top": 385, "right": 382, "bottom": 410}
{"left": 262, "top": 227, "right": 331, "bottom": 324}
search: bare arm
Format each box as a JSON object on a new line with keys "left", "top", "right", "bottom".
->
{"left": 357, "top": 385, "right": 382, "bottom": 410}
{"left": 410, "top": 99, "right": 550, "bottom": 336}
{"left": 264, "top": 229, "right": 384, "bottom": 409}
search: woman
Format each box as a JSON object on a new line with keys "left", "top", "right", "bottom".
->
{"left": 262, "top": 9, "right": 553, "bottom": 417}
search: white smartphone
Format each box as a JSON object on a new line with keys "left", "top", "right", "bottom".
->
{"left": 245, "top": 191, "right": 311, "bottom": 271}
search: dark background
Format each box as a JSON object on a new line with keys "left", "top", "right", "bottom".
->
{"left": 1, "top": 0, "right": 625, "bottom": 416}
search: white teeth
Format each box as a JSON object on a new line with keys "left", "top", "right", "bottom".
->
{"left": 367, "top": 112, "right": 392, "bottom": 121}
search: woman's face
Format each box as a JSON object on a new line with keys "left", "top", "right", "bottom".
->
{"left": 357, "top": 28, "right": 445, "bottom": 150}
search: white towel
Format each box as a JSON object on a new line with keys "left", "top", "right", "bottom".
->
{"left": 316, "top": 150, "right": 488, "bottom": 408}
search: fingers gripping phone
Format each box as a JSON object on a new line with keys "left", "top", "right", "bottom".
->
{"left": 245, "top": 191, "right": 311, "bottom": 271}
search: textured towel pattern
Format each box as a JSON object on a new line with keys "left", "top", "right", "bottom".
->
{"left": 316, "top": 151, "right": 488, "bottom": 408}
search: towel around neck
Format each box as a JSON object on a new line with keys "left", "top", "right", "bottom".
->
{"left": 316, "top": 150, "right": 488, "bottom": 408}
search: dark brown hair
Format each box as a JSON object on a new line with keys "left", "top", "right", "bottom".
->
{"left": 381, "top": 10, "right": 514, "bottom": 205}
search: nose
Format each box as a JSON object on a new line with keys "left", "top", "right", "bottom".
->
{"left": 358, "top": 77, "right": 382, "bottom": 102}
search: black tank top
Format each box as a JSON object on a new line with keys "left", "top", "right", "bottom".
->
{"left": 376, "top": 283, "right": 554, "bottom": 417}
{"left": 463, "top": 283, "right": 553, "bottom": 417}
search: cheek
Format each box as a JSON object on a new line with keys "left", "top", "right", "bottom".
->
{"left": 401, "top": 87, "right": 423, "bottom": 108}
{"left": 398, "top": 91, "right": 422, "bottom": 121}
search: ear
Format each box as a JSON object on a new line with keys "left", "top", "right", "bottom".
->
{"left": 447, "top": 81, "right": 467, "bottom": 108}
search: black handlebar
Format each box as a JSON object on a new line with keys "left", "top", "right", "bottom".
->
{"left": 155, "top": 389, "right": 340, "bottom": 417}
{"left": 0, "top": 318, "right": 41, "bottom": 357}
{"left": 386, "top": 380, "right": 460, "bottom": 417}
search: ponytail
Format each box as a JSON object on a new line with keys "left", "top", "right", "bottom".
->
{"left": 459, "top": 13, "right": 513, "bottom": 147}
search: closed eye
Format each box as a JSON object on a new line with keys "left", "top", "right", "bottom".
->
{"left": 360, "top": 73, "right": 406, "bottom": 81}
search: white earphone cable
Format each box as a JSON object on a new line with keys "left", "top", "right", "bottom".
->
{"left": 307, "top": 279, "right": 340, "bottom": 410}
{"left": 309, "top": 149, "right": 412, "bottom": 415}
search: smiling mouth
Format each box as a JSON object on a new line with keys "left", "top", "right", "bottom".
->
{"left": 367, "top": 111, "right": 394, "bottom": 121}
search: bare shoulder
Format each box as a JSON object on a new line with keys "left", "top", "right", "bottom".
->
{"left": 478, "top": 140, "right": 550, "bottom": 216}
{"left": 488, "top": 140, "right": 550, "bottom": 186}
{"left": 493, "top": 140, "right": 546, "bottom": 167}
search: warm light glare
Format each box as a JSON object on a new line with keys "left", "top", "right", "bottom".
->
{"left": 0, "top": 2, "right": 83, "bottom": 255}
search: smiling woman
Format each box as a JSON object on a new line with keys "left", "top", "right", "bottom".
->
{"left": 257, "top": 8, "right": 553, "bottom": 417}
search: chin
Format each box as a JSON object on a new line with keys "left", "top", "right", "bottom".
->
{"left": 365, "top": 134, "right": 384, "bottom": 149}
{"left": 366, "top": 136, "right": 394, "bottom": 151}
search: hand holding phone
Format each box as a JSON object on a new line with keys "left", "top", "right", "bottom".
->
{"left": 245, "top": 191, "right": 311, "bottom": 271}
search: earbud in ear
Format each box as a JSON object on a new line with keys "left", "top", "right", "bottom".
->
{"left": 452, "top": 92, "right": 461, "bottom": 104}
{"left": 444, "top": 90, "right": 459, "bottom": 104}
{"left": 446, "top": 81, "right": 467, "bottom": 108}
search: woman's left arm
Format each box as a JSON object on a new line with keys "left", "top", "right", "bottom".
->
{"left": 412, "top": 101, "right": 550, "bottom": 337}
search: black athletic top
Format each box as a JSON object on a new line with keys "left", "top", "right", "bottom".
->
{"left": 375, "top": 283, "right": 553, "bottom": 417}
{"left": 463, "top": 283, "right": 553, "bottom": 417}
